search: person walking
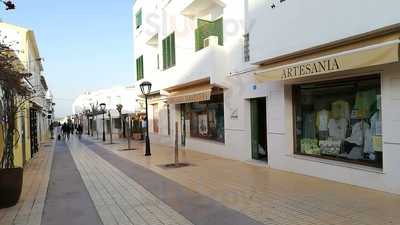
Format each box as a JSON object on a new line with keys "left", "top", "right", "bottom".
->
{"left": 77, "top": 123, "right": 83, "bottom": 139}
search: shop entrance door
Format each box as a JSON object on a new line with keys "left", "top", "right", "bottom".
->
{"left": 250, "top": 98, "right": 268, "bottom": 162}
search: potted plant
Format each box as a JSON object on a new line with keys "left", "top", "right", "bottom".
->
{"left": 0, "top": 41, "right": 32, "bottom": 208}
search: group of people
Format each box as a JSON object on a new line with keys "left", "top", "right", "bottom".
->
{"left": 58, "top": 122, "right": 83, "bottom": 140}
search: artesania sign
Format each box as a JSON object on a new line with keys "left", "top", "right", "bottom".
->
{"left": 281, "top": 58, "right": 340, "bottom": 80}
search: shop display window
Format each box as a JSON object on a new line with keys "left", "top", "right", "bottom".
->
{"left": 184, "top": 94, "right": 225, "bottom": 143}
{"left": 293, "top": 75, "right": 382, "bottom": 168}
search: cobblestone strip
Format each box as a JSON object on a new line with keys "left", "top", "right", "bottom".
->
{"left": 68, "top": 141, "right": 194, "bottom": 225}
{"left": 0, "top": 142, "right": 54, "bottom": 225}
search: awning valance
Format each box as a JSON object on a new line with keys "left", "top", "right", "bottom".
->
{"left": 167, "top": 84, "right": 213, "bottom": 104}
{"left": 255, "top": 39, "right": 400, "bottom": 82}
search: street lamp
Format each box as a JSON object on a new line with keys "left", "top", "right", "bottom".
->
{"left": 108, "top": 110, "right": 113, "bottom": 144}
{"left": 100, "top": 103, "right": 106, "bottom": 142}
{"left": 140, "top": 81, "right": 152, "bottom": 156}
{"left": 84, "top": 109, "right": 91, "bottom": 135}
{"left": 116, "top": 104, "right": 123, "bottom": 138}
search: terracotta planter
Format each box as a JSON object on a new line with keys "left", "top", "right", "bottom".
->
{"left": 0, "top": 168, "right": 23, "bottom": 208}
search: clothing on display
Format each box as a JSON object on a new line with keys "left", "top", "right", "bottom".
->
{"left": 316, "top": 109, "right": 330, "bottom": 132}
{"left": 328, "top": 118, "right": 348, "bottom": 140}
{"left": 319, "top": 140, "right": 342, "bottom": 156}
{"left": 354, "top": 90, "right": 376, "bottom": 118}
{"left": 301, "top": 139, "right": 320, "bottom": 155}
{"left": 331, "top": 100, "right": 350, "bottom": 120}
{"left": 345, "top": 121, "right": 370, "bottom": 146}
{"left": 303, "top": 112, "right": 316, "bottom": 138}
{"left": 370, "top": 111, "right": 382, "bottom": 136}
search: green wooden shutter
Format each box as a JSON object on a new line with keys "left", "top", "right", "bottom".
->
{"left": 136, "top": 55, "right": 144, "bottom": 80}
{"left": 136, "top": 9, "right": 142, "bottom": 29}
{"left": 214, "top": 18, "right": 223, "bottom": 45}
{"left": 162, "top": 39, "right": 166, "bottom": 70}
{"left": 162, "top": 33, "right": 176, "bottom": 70}
{"left": 171, "top": 33, "right": 175, "bottom": 66}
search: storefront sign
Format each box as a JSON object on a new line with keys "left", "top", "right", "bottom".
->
{"left": 255, "top": 40, "right": 400, "bottom": 82}
{"left": 282, "top": 58, "right": 340, "bottom": 80}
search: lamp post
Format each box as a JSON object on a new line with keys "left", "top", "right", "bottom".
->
{"left": 140, "top": 81, "right": 152, "bottom": 156}
{"left": 108, "top": 110, "right": 113, "bottom": 144}
{"left": 116, "top": 104, "right": 123, "bottom": 138}
{"left": 100, "top": 103, "right": 106, "bottom": 142}
{"left": 84, "top": 109, "right": 90, "bottom": 135}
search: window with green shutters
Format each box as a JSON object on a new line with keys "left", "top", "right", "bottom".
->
{"left": 136, "top": 55, "right": 144, "bottom": 80}
{"left": 136, "top": 9, "right": 142, "bottom": 29}
{"left": 195, "top": 17, "right": 223, "bottom": 51}
{"left": 162, "top": 33, "right": 176, "bottom": 70}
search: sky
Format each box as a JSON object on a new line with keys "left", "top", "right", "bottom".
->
{"left": 0, "top": 0, "right": 135, "bottom": 118}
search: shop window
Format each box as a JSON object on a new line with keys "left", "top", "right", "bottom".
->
{"left": 136, "top": 55, "right": 144, "bottom": 80}
{"left": 162, "top": 33, "right": 176, "bottom": 70}
{"left": 293, "top": 75, "right": 382, "bottom": 168}
{"left": 195, "top": 18, "right": 223, "bottom": 51}
{"left": 184, "top": 93, "right": 225, "bottom": 143}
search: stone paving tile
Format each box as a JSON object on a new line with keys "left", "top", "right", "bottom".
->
{"left": 67, "top": 139, "right": 194, "bottom": 225}
{"left": 87, "top": 136, "right": 400, "bottom": 225}
{"left": 0, "top": 141, "right": 54, "bottom": 225}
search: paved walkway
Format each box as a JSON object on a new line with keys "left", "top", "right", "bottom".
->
{"left": 85, "top": 136, "right": 400, "bottom": 225}
{"left": 2, "top": 135, "right": 400, "bottom": 225}
{"left": 42, "top": 141, "right": 102, "bottom": 225}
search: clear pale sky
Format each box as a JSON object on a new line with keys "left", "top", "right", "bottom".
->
{"left": 1, "top": 0, "right": 135, "bottom": 118}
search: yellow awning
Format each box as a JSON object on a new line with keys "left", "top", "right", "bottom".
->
{"left": 255, "top": 40, "right": 400, "bottom": 82}
{"left": 167, "top": 84, "right": 213, "bottom": 104}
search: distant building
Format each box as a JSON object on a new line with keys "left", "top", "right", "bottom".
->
{"left": 72, "top": 86, "right": 140, "bottom": 137}
{"left": 0, "top": 22, "right": 54, "bottom": 167}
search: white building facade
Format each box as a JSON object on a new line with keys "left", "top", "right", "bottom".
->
{"left": 72, "top": 86, "right": 140, "bottom": 136}
{"left": 133, "top": 0, "right": 400, "bottom": 194}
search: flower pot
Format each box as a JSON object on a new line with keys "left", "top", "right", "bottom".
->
{"left": 0, "top": 168, "right": 23, "bottom": 208}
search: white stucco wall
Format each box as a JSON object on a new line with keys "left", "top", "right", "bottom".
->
{"left": 248, "top": 0, "right": 400, "bottom": 63}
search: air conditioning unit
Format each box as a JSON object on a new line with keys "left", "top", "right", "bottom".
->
{"left": 203, "top": 36, "right": 219, "bottom": 48}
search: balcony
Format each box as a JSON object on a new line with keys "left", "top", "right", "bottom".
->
{"left": 181, "top": 0, "right": 225, "bottom": 17}
{"left": 153, "top": 39, "right": 227, "bottom": 90}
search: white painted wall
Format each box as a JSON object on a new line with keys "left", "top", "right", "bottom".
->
{"left": 248, "top": 0, "right": 400, "bottom": 63}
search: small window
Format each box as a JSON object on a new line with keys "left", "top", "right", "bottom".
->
{"left": 136, "top": 55, "right": 144, "bottom": 80}
{"left": 244, "top": 33, "right": 250, "bottom": 62}
{"left": 136, "top": 9, "right": 142, "bottom": 29}
{"left": 162, "top": 33, "right": 176, "bottom": 70}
